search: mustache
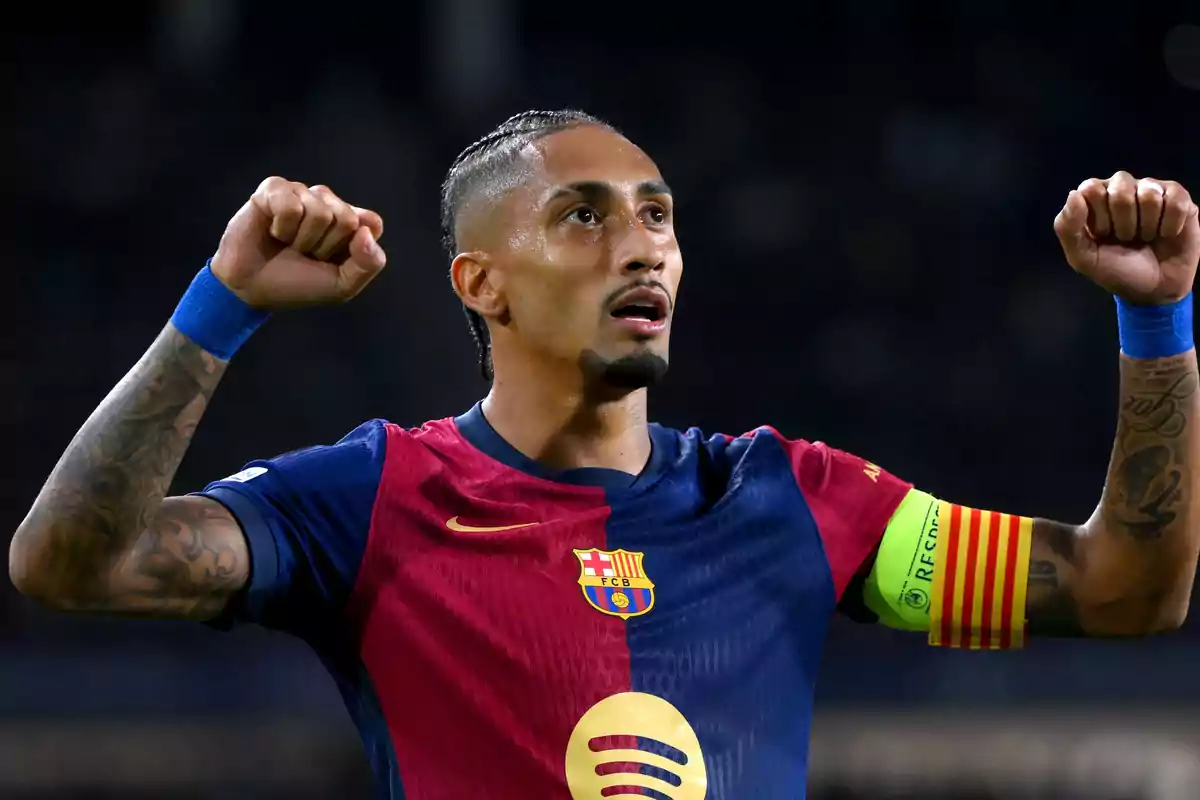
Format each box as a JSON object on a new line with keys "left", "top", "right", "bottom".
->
{"left": 602, "top": 279, "right": 675, "bottom": 312}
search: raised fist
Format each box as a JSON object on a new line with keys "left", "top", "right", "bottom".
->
{"left": 1054, "top": 172, "right": 1200, "bottom": 305}
{"left": 210, "top": 177, "right": 387, "bottom": 310}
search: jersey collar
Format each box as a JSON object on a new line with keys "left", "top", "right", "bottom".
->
{"left": 453, "top": 402, "right": 670, "bottom": 492}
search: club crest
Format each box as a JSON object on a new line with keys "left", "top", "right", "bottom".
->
{"left": 572, "top": 548, "right": 655, "bottom": 620}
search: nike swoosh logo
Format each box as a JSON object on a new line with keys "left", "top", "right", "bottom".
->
{"left": 445, "top": 516, "right": 540, "bottom": 533}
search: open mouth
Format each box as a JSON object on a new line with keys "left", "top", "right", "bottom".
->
{"left": 610, "top": 303, "right": 666, "bottom": 323}
{"left": 607, "top": 287, "right": 670, "bottom": 324}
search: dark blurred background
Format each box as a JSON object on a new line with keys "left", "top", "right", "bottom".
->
{"left": 6, "top": 1, "right": 1200, "bottom": 797}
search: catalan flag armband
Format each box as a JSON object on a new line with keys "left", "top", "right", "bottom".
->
{"left": 862, "top": 489, "right": 1034, "bottom": 649}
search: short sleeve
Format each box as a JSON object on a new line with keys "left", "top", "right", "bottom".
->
{"left": 768, "top": 431, "right": 913, "bottom": 601}
{"left": 195, "top": 419, "right": 387, "bottom": 637}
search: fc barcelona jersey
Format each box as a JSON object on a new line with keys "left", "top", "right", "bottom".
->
{"left": 200, "top": 404, "right": 911, "bottom": 799}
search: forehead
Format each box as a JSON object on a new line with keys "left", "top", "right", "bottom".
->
{"left": 527, "top": 125, "right": 663, "bottom": 190}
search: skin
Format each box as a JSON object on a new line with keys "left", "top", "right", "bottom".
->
{"left": 1028, "top": 173, "right": 1200, "bottom": 635}
{"left": 451, "top": 125, "right": 681, "bottom": 474}
{"left": 1026, "top": 350, "right": 1199, "bottom": 636}
{"left": 7, "top": 127, "right": 1200, "bottom": 639}
{"left": 8, "top": 180, "right": 386, "bottom": 617}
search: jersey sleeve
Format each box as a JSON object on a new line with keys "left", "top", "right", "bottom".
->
{"left": 769, "top": 431, "right": 913, "bottom": 601}
{"left": 862, "top": 491, "right": 1034, "bottom": 649}
{"left": 195, "top": 419, "right": 387, "bottom": 638}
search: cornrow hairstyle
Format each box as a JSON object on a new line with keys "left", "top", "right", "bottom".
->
{"left": 440, "top": 109, "right": 614, "bottom": 380}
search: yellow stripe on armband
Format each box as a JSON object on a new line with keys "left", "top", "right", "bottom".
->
{"left": 863, "top": 490, "right": 1036, "bottom": 649}
{"left": 929, "top": 502, "right": 1033, "bottom": 650}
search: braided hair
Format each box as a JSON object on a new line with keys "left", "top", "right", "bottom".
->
{"left": 440, "top": 109, "right": 613, "bottom": 380}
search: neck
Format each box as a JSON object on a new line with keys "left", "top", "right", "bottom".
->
{"left": 483, "top": 354, "right": 651, "bottom": 475}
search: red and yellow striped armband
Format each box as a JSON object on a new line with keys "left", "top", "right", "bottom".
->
{"left": 862, "top": 490, "right": 1035, "bottom": 649}
{"left": 930, "top": 502, "right": 1034, "bottom": 649}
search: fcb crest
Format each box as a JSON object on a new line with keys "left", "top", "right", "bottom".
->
{"left": 573, "top": 549, "right": 655, "bottom": 620}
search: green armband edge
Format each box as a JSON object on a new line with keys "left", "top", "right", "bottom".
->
{"left": 862, "top": 488, "right": 939, "bottom": 631}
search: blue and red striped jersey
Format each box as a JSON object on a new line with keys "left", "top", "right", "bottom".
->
{"left": 199, "top": 404, "right": 911, "bottom": 799}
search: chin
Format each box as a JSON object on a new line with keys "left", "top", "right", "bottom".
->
{"left": 579, "top": 348, "right": 669, "bottom": 392}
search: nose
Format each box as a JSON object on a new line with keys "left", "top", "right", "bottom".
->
{"left": 622, "top": 259, "right": 663, "bottom": 274}
{"left": 614, "top": 220, "right": 666, "bottom": 275}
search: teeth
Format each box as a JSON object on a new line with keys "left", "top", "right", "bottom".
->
{"left": 612, "top": 301, "right": 663, "bottom": 321}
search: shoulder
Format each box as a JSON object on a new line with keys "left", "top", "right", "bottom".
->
{"left": 649, "top": 424, "right": 836, "bottom": 498}
{"left": 203, "top": 416, "right": 466, "bottom": 509}
{"left": 266, "top": 415, "right": 465, "bottom": 475}
{"left": 218, "top": 418, "right": 392, "bottom": 488}
{"left": 662, "top": 420, "right": 912, "bottom": 572}
{"left": 373, "top": 415, "right": 497, "bottom": 486}
{"left": 665, "top": 423, "right": 847, "bottom": 476}
{"left": 709, "top": 425, "right": 903, "bottom": 493}
{"left": 288, "top": 417, "right": 391, "bottom": 466}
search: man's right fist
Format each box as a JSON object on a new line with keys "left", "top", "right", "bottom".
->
{"left": 210, "top": 177, "right": 387, "bottom": 310}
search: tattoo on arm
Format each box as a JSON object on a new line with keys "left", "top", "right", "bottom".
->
{"left": 1026, "top": 519, "right": 1086, "bottom": 637}
{"left": 1113, "top": 367, "right": 1195, "bottom": 539}
{"left": 112, "top": 496, "right": 249, "bottom": 618}
{"left": 11, "top": 324, "right": 249, "bottom": 618}
{"left": 1025, "top": 352, "right": 1200, "bottom": 638}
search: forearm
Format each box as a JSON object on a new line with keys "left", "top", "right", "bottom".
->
{"left": 1027, "top": 350, "right": 1200, "bottom": 636}
{"left": 1093, "top": 350, "right": 1200, "bottom": 625}
{"left": 10, "top": 323, "right": 227, "bottom": 604}
{"left": 864, "top": 174, "right": 1200, "bottom": 642}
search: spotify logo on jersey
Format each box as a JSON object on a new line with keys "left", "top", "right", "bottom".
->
{"left": 565, "top": 692, "right": 707, "bottom": 799}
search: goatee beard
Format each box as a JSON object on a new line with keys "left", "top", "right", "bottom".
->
{"left": 579, "top": 350, "right": 669, "bottom": 393}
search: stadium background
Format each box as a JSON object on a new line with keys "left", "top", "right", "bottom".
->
{"left": 6, "top": 2, "right": 1200, "bottom": 798}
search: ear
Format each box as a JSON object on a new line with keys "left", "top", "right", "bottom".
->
{"left": 450, "top": 251, "right": 506, "bottom": 318}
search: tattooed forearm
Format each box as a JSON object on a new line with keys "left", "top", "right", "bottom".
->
{"left": 1111, "top": 359, "right": 1198, "bottom": 539}
{"left": 10, "top": 324, "right": 248, "bottom": 617}
{"left": 1026, "top": 351, "right": 1200, "bottom": 637}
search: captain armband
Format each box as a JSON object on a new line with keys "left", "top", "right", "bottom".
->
{"left": 862, "top": 489, "right": 1033, "bottom": 649}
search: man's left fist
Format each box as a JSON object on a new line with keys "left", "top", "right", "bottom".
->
{"left": 1054, "top": 171, "right": 1200, "bottom": 305}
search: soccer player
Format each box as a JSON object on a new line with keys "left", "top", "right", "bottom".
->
{"left": 10, "top": 110, "right": 1200, "bottom": 799}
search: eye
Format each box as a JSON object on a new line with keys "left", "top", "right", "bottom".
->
{"left": 566, "top": 206, "right": 601, "bottom": 226}
{"left": 642, "top": 203, "right": 670, "bottom": 226}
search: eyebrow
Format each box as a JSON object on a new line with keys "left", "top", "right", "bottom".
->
{"left": 547, "top": 180, "right": 673, "bottom": 204}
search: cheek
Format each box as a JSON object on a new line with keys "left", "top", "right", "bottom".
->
{"left": 511, "top": 275, "right": 600, "bottom": 343}
{"left": 666, "top": 255, "right": 683, "bottom": 294}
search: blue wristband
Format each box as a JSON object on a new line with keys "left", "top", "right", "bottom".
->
{"left": 169, "top": 261, "right": 270, "bottom": 360}
{"left": 1115, "top": 292, "right": 1195, "bottom": 359}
